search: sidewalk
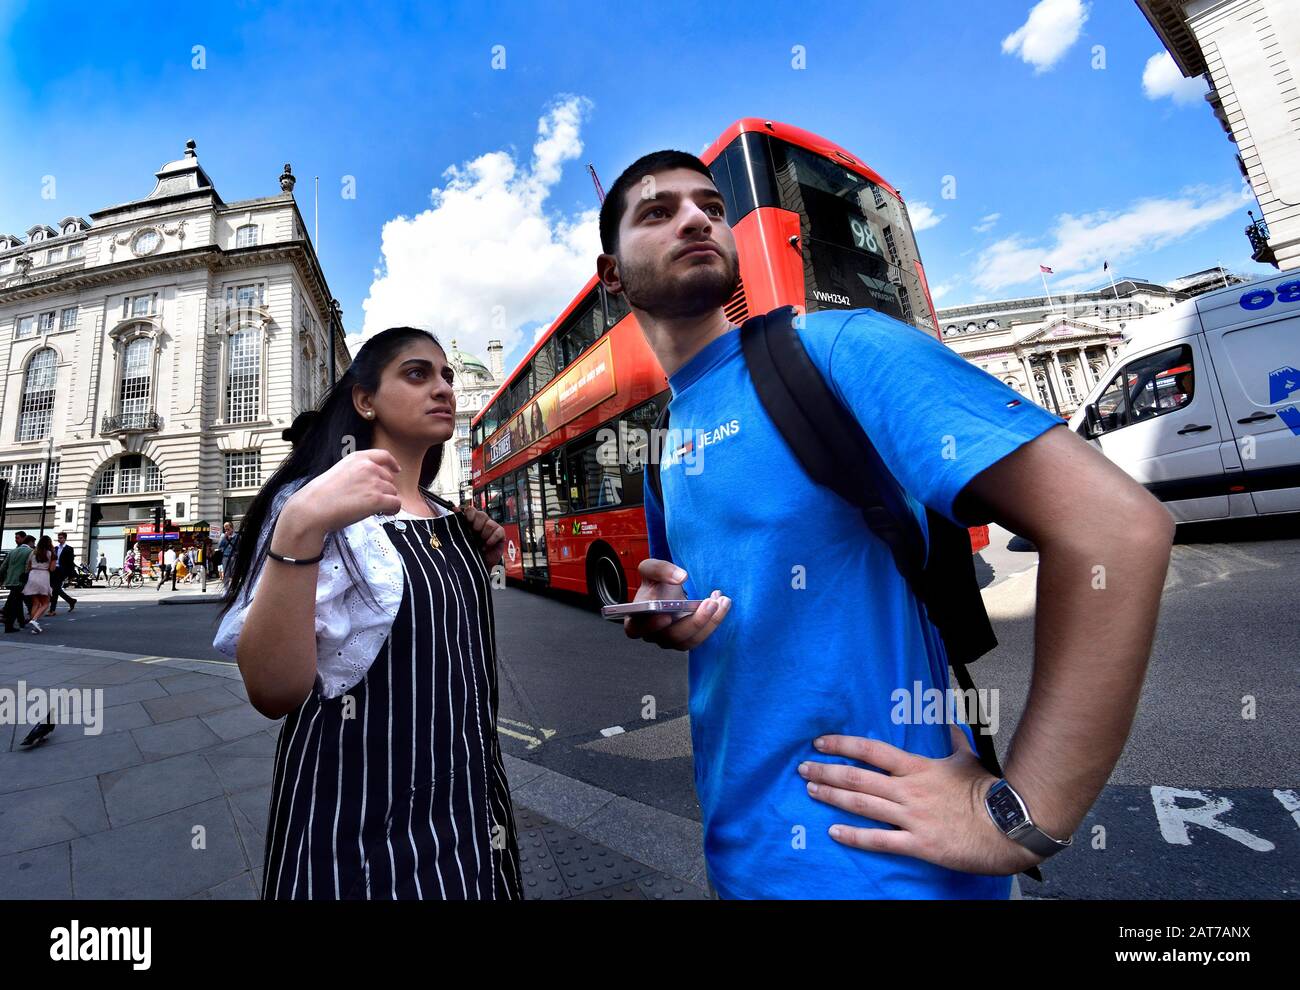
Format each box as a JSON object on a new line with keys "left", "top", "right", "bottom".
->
{"left": 0, "top": 639, "right": 707, "bottom": 900}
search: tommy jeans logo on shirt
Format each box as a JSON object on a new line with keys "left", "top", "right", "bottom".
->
{"left": 661, "top": 418, "right": 741, "bottom": 470}
{"left": 596, "top": 417, "right": 742, "bottom": 476}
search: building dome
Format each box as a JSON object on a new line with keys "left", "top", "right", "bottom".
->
{"left": 448, "top": 339, "right": 494, "bottom": 383}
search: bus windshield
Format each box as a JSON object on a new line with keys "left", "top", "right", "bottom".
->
{"left": 768, "top": 140, "right": 914, "bottom": 322}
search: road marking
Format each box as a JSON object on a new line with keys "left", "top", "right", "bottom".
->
{"left": 131, "top": 654, "right": 238, "bottom": 668}
{"left": 499, "top": 716, "right": 555, "bottom": 740}
{"left": 497, "top": 716, "right": 556, "bottom": 750}
{"left": 599, "top": 725, "right": 625, "bottom": 737}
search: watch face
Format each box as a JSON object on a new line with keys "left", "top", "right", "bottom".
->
{"left": 987, "top": 784, "right": 1028, "bottom": 832}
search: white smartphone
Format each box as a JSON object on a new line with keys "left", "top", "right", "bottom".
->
{"left": 601, "top": 600, "right": 706, "bottom": 621}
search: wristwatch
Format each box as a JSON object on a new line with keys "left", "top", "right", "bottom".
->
{"left": 984, "top": 778, "right": 1074, "bottom": 859}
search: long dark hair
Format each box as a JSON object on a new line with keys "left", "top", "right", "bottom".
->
{"left": 34, "top": 534, "right": 53, "bottom": 564}
{"left": 216, "top": 326, "right": 448, "bottom": 621}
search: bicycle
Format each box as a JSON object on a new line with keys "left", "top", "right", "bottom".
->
{"left": 107, "top": 568, "right": 144, "bottom": 589}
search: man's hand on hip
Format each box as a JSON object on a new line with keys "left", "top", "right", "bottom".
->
{"left": 798, "top": 724, "right": 1051, "bottom": 876}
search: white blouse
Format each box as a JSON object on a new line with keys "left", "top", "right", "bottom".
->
{"left": 211, "top": 477, "right": 455, "bottom": 699}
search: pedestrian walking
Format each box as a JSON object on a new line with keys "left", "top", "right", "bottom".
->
{"left": 217, "top": 522, "right": 238, "bottom": 581}
{"left": 214, "top": 326, "right": 520, "bottom": 900}
{"left": 96, "top": 551, "right": 108, "bottom": 582}
{"left": 48, "top": 531, "right": 78, "bottom": 615}
{"left": 3, "top": 531, "right": 32, "bottom": 633}
{"left": 156, "top": 545, "right": 176, "bottom": 590}
{"left": 23, "top": 535, "right": 57, "bottom": 634}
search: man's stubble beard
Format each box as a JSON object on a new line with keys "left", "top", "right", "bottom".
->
{"left": 618, "top": 247, "right": 740, "bottom": 321}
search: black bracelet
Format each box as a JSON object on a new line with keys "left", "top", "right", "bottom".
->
{"left": 266, "top": 546, "right": 324, "bottom": 565}
{"left": 265, "top": 510, "right": 325, "bottom": 566}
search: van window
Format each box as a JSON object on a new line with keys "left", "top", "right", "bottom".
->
{"left": 1091, "top": 344, "right": 1194, "bottom": 436}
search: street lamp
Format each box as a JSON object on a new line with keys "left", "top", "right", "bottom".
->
{"left": 38, "top": 434, "right": 54, "bottom": 541}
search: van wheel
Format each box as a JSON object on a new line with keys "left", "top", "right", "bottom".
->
{"left": 588, "top": 549, "right": 627, "bottom": 608}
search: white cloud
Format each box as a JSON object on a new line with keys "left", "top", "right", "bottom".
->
{"left": 1142, "top": 52, "right": 1209, "bottom": 106}
{"left": 908, "top": 201, "right": 945, "bottom": 231}
{"left": 971, "top": 187, "right": 1244, "bottom": 293}
{"left": 359, "top": 96, "right": 600, "bottom": 365}
{"left": 1002, "top": 0, "right": 1090, "bottom": 74}
{"left": 929, "top": 281, "right": 956, "bottom": 302}
{"left": 972, "top": 212, "right": 1001, "bottom": 233}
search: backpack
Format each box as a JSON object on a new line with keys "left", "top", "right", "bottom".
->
{"left": 647, "top": 306, "right": 1043, "bottom": 883}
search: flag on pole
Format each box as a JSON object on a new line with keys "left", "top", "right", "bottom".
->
{"left": 1103, "top": 260, "right": 1109, "bottom": 271}
{"left": 1039, "top": 265, "right": 1054, "bottom": 274}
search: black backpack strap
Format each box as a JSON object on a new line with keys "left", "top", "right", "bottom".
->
{"left": 739, "top": 307, "right": 927, "bottom": 585}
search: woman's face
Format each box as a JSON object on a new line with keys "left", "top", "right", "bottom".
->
{"left": 359, "top": 337, "right": 457, "bottom": 446}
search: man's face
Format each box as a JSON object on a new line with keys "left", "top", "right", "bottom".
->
{"left": 601, "top": 167, "right": 739, "bottom": 321}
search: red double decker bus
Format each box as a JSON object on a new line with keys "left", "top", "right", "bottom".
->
{"left": 470, "top": 118, "right": 989, "bottom": 606}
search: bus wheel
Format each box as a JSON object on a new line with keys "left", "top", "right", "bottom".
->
{"left": 588, "top": 549, "right": 627, "bottom": 608}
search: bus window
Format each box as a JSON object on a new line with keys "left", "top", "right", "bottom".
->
{"left": 568, "top": 431, "right": 625, "bottom": 510}
{"left": 533, "top": 338, "right": 558, "bottom": 393}
{"left": 503, "top": 471, "right": 519, "bottom": 523}
{"left": 541, "top": 449, "right": 570, "bottom": 516}
{"left": 559, "top": 295, "right": 601, "bottom": 367}
{"left": 616, "top": 398, "right": 665, "bottom": 506}
{"left": 604, "top": 287, "right": 631, "bottom": 328}
{"left": 485, "top": 479, "right": 503, "bottom": 522}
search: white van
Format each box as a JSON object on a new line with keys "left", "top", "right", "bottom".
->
{"left": 1067, "top": 269, "right": 1300, "bottom": 523}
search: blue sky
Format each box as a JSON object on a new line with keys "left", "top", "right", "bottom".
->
{"left": 0, "top": 0, "right": 1271, "bottom": 373}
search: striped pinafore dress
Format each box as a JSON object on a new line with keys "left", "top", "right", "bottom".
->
{"left": 261, "top": 495, "right": 522, "bottom": 899}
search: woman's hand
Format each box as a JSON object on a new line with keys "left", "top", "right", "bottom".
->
{"left": 458, "top": 503, "right": 505, "bottom": 569}
{"left": 280, "top": 450, "right": 404, "bottom": 537}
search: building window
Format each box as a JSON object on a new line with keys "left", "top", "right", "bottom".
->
{"left": 17, "top": 349, "right": 57, "bottom": 442}
{"left": 16, "top": 462, "right": 42, "bottom": 495}
{"left": 132, "top": 229, "right": 160, "bottom": 255}
{"left": 1062, "top": 367, "right": 1078, "bottom": 404}
{"left": 236, "top": 224, "right": 259, "bottom": 247}
{"left": 225, "top": 451, "right": 262, "bottom": 489}
{"left": 227, "top": 329, "right": 261, "bottom": 423}
{"left": 46, "top": 248, "right": 63, "bottom": 264}
{"left": 95, "top": 464, "right": 116, "bottom": 496}
{"left": 60, "top": 306, "right": 78, "bottom": 331}
{"left": 458, "top": 444, "right": 472, "bottom": 474}
{"left": 145, "top": 461, "right": 162, "bottom": 490}
{"left": 0, "top": 260, "right": 11, "bottom": 275}
{"left": 48, "top": 460, "right": 59, "bottom": 496}
{"left": 119, "top": 337, "right": 152, "bottom": 424}
{"left": 226, "top": 283, "right": 264, "bottom": 310}
{"left": 68, "top": 242, "right": 83, "bottom": 259}
{"left": 119, "top": 459, "right": 141, "bottom": 493}
{"left": 38, "top": 311, "right": 56, "bottom": 333}
{"left": 123, "top": 294, "right": 155, "bottom": 318}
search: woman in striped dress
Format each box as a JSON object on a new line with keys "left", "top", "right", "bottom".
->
{"left": 213, "top": 327, "right": 522, "bottom": 900}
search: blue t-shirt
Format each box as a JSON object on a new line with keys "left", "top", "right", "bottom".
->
{"left": 644, "top": 308, "right": 1065, "bottom": 899}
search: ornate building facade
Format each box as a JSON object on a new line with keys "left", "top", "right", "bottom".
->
{"left": 0, "top": 141, "right": 348, "bottom": 569}
{"left": 936, "top": 278, "right": 1187, "bottom": 417}
{"left": 429, "top": 337, "right": 504, "bottom": 506}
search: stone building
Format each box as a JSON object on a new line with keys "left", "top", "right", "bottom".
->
{"left": 936, "top": 278, "right": 1188, "bottom": 417}
{"left": 1139, "top": 0, "right": 1300, "bottom": 270}
{"left": 0, "top": 141, "right": 348, "bottom": 570}
{"left": 427, "top": 338, "right": 504, "bottom": 506}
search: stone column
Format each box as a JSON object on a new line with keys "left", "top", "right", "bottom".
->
{"left": 1049, "top": 350, "right": 1072, "bottom": 409}
{"left": 1018, "top": 354, "right": 1034, "bottom": 395}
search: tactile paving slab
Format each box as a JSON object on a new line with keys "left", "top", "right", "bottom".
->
{"left": 512, "top": 806, "right": 708, "bottom": 900}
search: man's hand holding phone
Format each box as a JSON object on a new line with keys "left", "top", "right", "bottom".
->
{"left": 623, "top": 558, "right": 731, "bottom": 650}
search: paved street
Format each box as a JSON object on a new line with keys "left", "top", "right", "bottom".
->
{"left": 1, "top": 513, "right": 1297, "bottom": 899}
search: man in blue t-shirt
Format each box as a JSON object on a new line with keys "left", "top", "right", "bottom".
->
{"left": 594, "top": 148, "right": 1175, "bottom": 899}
